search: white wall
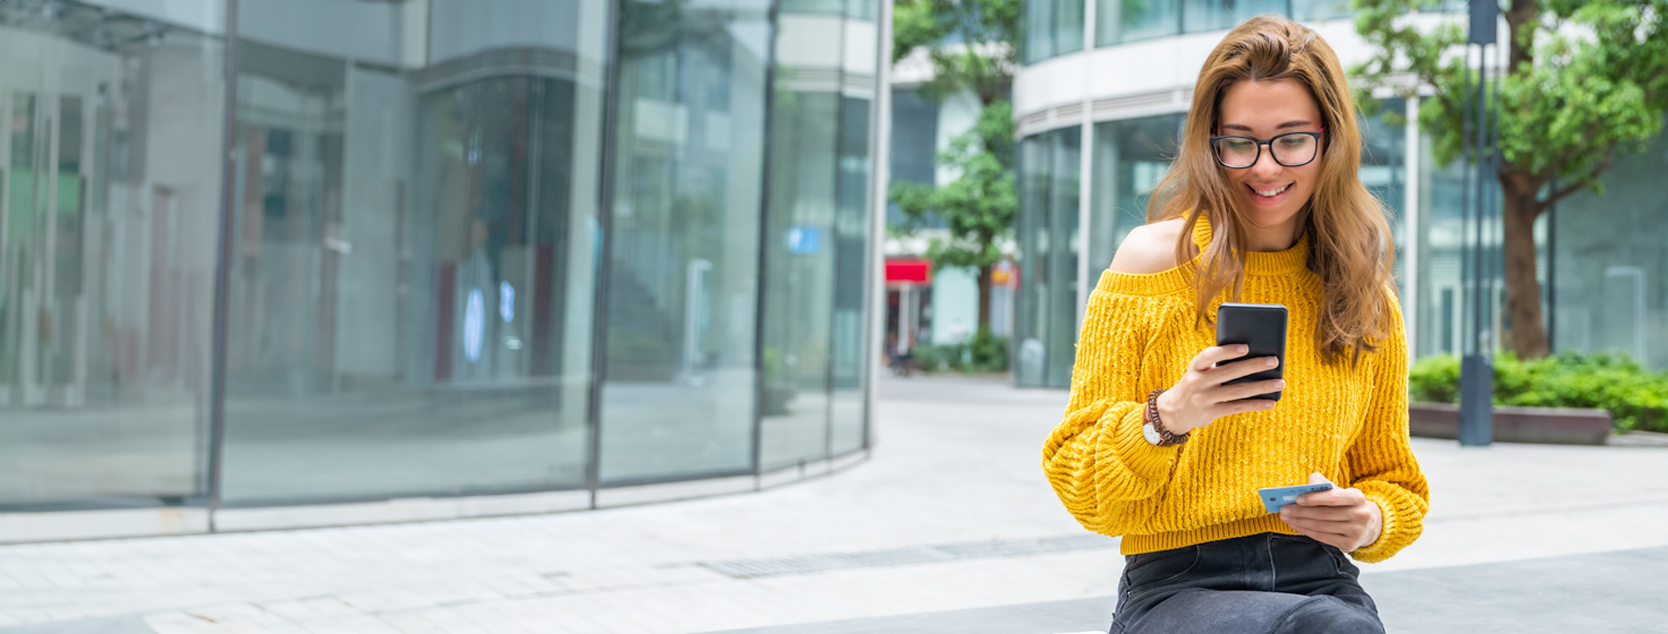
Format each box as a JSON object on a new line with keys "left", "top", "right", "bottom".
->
{"left": 930, "top": 266, "right": 980, "bottom": 344}
{"left": 238, "top": 0, "right": 414, "bottom": 67}
{"left": 428, "top": 0, "right": 580, "bottom": 64}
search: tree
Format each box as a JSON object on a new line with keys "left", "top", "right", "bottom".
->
{"left": 890, "top": 0, "right": 1020, "bottom": 331}
{"left": 892, "top": 103, "right": 1018, "bottom": 330}
{"left": 1353, "top": 0, "right": 1668, "bottom": 358}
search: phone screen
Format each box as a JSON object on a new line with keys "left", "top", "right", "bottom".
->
{"left": 1215, "top": 302, "right": 1288, "bottom": 401}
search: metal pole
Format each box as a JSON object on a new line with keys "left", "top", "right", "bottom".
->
{"left": 206, "top": 0, "right": 240, "bottom": 530}
{"left": 865, "top": 0, "right": 894, "bottom": 452}
{"left": 585, "top": 0, "right": 627, "bottom": 504}
{"left": 1403, "top": 95, "right": 1421, "bottom": 356}
{"left": 1458, "top": 37, "right": 1494, "bottom": 448}
{"left": 1548, "top": 173, "right": 1556, "bottom": 352}
{"left": 750, "top": 0, "right": 783, "bottom": 477}
{"left": 1459, "top": 46, "right": 1472, "bottom": 355}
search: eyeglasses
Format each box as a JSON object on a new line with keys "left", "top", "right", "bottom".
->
{"left": 1208, "top": 129, "right": 1324, "bottom": 169}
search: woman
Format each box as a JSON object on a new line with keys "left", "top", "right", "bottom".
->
{"left": 1041, "top": 15, "right": 1429, "bottom": 634}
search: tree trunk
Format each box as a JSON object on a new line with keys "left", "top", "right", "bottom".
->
{"left": 977, "top": 263, "right": 993, "bottom": 332}
{"left": 1501, "top": 175, "right": 1551, "bottom": 358}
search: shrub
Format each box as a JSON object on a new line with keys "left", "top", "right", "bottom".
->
{"left": 1408, "top": 351, "right": 1668, "bottom": 432}
{"left": 913, "top": 329, "right": 1009, "bottom": 374}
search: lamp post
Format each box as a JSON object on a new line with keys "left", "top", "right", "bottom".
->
{"left": 1458, "top": 0, "right": 1497, "bottom": 447}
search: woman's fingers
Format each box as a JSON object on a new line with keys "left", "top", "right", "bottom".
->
{"left": 1224, "top": 378, "right": 1285, "bottom": 401}
{"left": 1283, "top": 504, "right": 1354, "bottom": 522}
{"left": 1193, "top": 344, "right": 1250, "bottom": 371}
{"left": 1207, "top": 355, "right": 1280, "bottom": 383}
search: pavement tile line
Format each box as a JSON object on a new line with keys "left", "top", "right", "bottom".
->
{"left": 697, "top": 534, "right": 1119, "bottom": 579}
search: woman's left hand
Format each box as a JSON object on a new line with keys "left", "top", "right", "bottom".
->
{"left": 1279, "top": 472, "right": 1383, "bottom": 552}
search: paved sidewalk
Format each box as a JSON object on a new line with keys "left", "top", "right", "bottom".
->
{"left": 2, "top": 375, "right": 1667, "bottom": 633}
{"left": 700, "top": 545, "right": 1668, "bottom": 634}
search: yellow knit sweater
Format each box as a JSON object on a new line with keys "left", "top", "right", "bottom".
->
{"left": 1042, "top": 216, "right": 1429, "bottom": 564}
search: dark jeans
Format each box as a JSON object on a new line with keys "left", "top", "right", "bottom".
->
{"left": 1110, "top": 532, "right": 1384, "bottom": 634}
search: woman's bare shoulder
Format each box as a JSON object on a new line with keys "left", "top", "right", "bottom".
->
{"left": 1108, "top": 218, "right": 1191, "bottom": 275}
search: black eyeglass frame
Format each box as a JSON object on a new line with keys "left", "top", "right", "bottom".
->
{"left": 1207, "top": 130, "right": 1325, "bottom": 169}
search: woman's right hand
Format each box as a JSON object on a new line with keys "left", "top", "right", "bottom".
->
{"left": 1155, "top": 344, "right": 1285, "bottom": 435}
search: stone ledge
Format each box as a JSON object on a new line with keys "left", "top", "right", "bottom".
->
{"left": 1409, "top": 402, "right": 1612, "bottom": 445}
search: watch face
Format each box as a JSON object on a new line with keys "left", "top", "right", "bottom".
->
{"left": 1143, "top": 422, "right": 1162, "bottom": 445}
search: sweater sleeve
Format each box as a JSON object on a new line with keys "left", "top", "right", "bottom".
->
{"left": 1346, "top": 295, "right": 1431, "bottom": 563}
{"left": 1042, "top": 287, "right": 1183, "bottom": 537}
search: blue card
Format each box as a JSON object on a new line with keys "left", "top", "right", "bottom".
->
{"left": 1258, "top": 483, "right": 1334, "bottom": 514}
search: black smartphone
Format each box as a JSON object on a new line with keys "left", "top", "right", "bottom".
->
{"left": 1215, "top": 303, "right": 1288, "bottom": 401}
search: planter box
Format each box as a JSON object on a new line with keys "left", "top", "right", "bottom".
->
{"left": 1408, "top": 402, "right": 1613, "bottom": 445}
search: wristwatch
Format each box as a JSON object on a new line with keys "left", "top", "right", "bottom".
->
{"left": 1142, "top": 388, "right": 1189, "bottom": 447}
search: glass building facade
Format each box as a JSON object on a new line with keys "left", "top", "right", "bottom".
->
{"left": 0, "top": 0, "right": 882, "bottom": 535}
{"left": 1015, "top": 2, "right": 1668, "bottom": 389}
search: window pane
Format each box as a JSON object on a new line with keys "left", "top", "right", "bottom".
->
{"left": 598, "top": 0, "right": 771, "bottom": 483}
{"left": 1025, "top": 0, "right": 1085, "bottom": 64}
{"left": 219, "top": 0, "right": 601, "bottom": 502}
{"left": 1545, "top": 119, "right": 1666, "bottom": 366}
{"left": 1014, "top": 127, "right": 1081, "bottom": 388}
{"left": 830, "top": 96, "right": 873, "bottom": 456}
{"left": 0, "top": 1, "right": 225, "bottom": 509}
{"left": 1361, "top": 99, "right": 1407, "bottom": 301}
{"left": 1089, "top": 114, "right": 1185, "bottom": 276}
{"left": 760, "top": 91, "right": 838, "bottom": 471}
{"left": 1291, "top": 0, "right": 1352, "bottom": 21}
{"left": 1183, "top": 0, "right": 1287, "bottom": 34}
{"left": 1099, "top": 0, "right": 1182, "bottom": 45}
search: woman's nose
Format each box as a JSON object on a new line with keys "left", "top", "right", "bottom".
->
{"left": 1251, "top": 146, "right": 1283, "bottom": 177}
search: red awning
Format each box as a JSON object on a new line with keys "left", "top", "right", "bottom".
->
{"left": 885, "top": 259, "right": 931, "bottom": 284}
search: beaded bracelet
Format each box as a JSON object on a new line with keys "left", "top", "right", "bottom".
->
{"left": 1147, "top": 388, "right": 1190, "bottom": 446}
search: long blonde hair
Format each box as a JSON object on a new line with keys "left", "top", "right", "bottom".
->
{"left": 1148, "top": 14, "right": 1395, "bottom": 365}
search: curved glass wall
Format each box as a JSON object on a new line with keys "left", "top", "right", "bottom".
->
{"left": 0, "top": 0, "right": 879, "bottom": 529}
{"left": 1024, "top": 0, "right": 1086, "bottom": 64}
{"left": 1014, "top": 126, "right": 1081, "bottom": 389}
{"left": 0, "top": 0, "right": 226, "bottom": 510}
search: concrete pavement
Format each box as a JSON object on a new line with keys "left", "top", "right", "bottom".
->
{"left": 1, "top": 374, "right": 1665, "bottom": 633}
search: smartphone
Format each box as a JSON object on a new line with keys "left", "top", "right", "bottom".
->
{"left": 1258, "top": 483, "right": 1334, "bottom": 514}
{"left": 1215, "top": 302, "right": 1288, "bottom": 401}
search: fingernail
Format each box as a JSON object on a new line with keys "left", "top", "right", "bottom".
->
{"left": 1266, "top": 358, "right": 1278, "bottom": 367}
{"left": 1238, "top": 344, "right": 1249, "bottom": 354}
{"left": 1275, "top": 380, "right": 1287, "bottom": 388}
{"left": 1263, "top": 400, "right": 1276, "bottom": 408}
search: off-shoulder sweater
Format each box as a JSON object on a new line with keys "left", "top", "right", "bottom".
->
{"left": 1041, "top": 215, "right": 1429, "bottom": 563}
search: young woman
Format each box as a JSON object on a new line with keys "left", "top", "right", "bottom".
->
{"left": 1041, "top": 15, "right": 1429, "bottom": 634}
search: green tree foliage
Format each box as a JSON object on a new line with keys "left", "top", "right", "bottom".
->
{"left": 892, "top": 0, "right": 1020, "bottom": 106}
{"left": 890, "top": 0, "right": 1020, "bottom": 332}
{"left": 1353, "top": 0, "right": 1668, "bottom": 358}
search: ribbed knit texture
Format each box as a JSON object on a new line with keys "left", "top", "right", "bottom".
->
{"left": 1042, "top": 216, "right": 1430, "bottom": 564}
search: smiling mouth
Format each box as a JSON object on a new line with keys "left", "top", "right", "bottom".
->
{"left": 1251, "top": 183, "right": 1291, "bottom": 197}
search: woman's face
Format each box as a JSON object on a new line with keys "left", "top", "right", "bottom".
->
{"left": 1215, "top": 78, "right": 1324, "bottom": 238}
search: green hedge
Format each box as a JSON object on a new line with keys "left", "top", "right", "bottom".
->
{"left": 1409, "top": 351, "right": 1668, "bottom": 432}
{"left": 915, "top": 329, "right": 1009, "bottom": 374}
